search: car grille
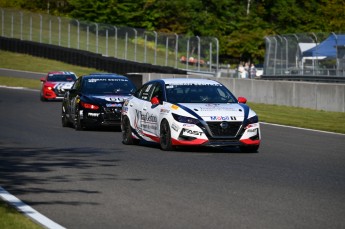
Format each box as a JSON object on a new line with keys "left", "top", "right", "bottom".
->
{"left": 206, "top": 121, "right": 243, "bottom": 137}
{"left": 104, "top": 108, "right": 121, "bottom": 120}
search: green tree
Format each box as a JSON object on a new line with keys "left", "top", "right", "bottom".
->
{"left": 1, "top": 0, "right": 343, "bottom": 64}
{"left": 317, "top": 0, "right": 345, "bottom": 32}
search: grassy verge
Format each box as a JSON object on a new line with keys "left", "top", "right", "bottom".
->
{"left": 0, "top": 200, "right": 43, "bottom": 229}
{"left": 0, "top": 50, "right": 99, "bottom": 76}
{"left": 0, "top": 76, "right": 42, "bottom": 89}
{"left": 249, "top": 103, "right": 345, "bottom": 134}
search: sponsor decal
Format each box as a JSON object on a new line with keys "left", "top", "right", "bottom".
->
{"left": 106, "top": 103, "right": 122, "bottom": 107}
{"left": 88, "top": 113, "right": 100, "bottom": 117}
{"left": 94, "top": 96, "right": 127, "bottom": 102}
{"left": 135, "top": 110, "right": 158, "bottom": 131}
{"left": 88, "top": 78, "right": 128, "bottom": 83}
{"left": 210, "top": 116, "right": 237, "bottom": 121}
{"left": 182, "top": 128, "right": 203, "bottom": 136}
{"left": 160, "top": 108, "right": 170, "bottom": 113}
{"left": 182, "top": 123, "right": 194, "bottom": 127}
{"left": 205, "top": 104, "right": 220, "bottom": 107}
{"left": 171, "top": 123, "right": 179, "bottom": 132}
{"left": 247, "top": 128, "right": 258, "bottom": 133}
{"left": 199, "top": 105, "right": 236, "bottom": 111}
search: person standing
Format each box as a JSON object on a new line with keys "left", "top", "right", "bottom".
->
{"left": 250, "top": 63, "right": 257, "bottom": 79}
{"left": 244, "top": 62, "right": 250, "bottom": 78}
{"left": 238, "top": 63, "right": 245, "bottom": 78}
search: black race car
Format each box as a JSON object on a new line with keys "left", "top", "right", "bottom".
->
{"left": 61, "top": 73, "right": 136, "bottom": 130}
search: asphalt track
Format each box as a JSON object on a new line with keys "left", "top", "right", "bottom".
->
{"left": 0, "top": 68, "right": 46, "bottom": 79}
{"left": 0, "top": 86, "right": 345, "bottom": 229}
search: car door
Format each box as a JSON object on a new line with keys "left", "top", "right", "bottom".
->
{"left": 141, "top": 82, "right": 164, "bottom": 138}
{"left": 126, "top": 82, "right": 154, "bottom": 137}
{"left": 68, "top": 77, "right": 82, "bottom": 120}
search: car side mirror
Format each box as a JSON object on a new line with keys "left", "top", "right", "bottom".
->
{"left": 151, "top": 97, "right": 160, "bottom": 105}
{"left": 40, "top": 77, "right": 46, "bottom": 82}
{"left": 238, "top": 97, "right": 247, "bottom": 104}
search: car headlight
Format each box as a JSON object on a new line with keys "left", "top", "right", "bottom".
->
{"left": 172, "top": 113, "right": 199, "bottom": 124}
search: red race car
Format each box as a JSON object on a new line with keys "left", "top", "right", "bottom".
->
{"left": 40, "top": 71, "right": 77, "bottom": 101}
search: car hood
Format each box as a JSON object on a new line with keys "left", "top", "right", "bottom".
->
{"left": 46, "top": 81, "right": 74, "bottom": 90}
{"left": 176, "top": 103, "right": 247, "bottom": 122}
{"left": 83, "top": 94, "right": 131, "bottom": 107}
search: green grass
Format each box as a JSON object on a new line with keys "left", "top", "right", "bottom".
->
{"left": 0, "top": 76, "right": 42, "bottom": 89}
{"left": 0, "top": 200, "right": 43, "bottom": 229}
{"left": 0, "top": 50, "right": 99, "bottom": 76}
{"left": 249, "top": 103, "right": 345, "bottom": 134}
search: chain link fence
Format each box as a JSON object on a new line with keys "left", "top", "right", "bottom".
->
{"left": 0, "top": 8, "right": 219, "bottom": 75}
{"left": 264, "top": 32, "right": 345, "bottom": 77}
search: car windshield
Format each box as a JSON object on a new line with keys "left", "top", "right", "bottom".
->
{"left": 165, "top": 84, "right": 237, "bottom": 103}
{"left": 47, "top": 74, "right": 77, "bottom": 82}
{"left": 83, "top": 78, "right": 136, "bottom": 95}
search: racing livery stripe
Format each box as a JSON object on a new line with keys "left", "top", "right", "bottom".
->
{"left": 130, "top": 126, "right": 145, "bottom": 140}
{"left": 175, "top": 103, "right": 203, "bottom": 120}
{"left": 172, "top": 138, "right": 208, "bottom": 145}
{"left": 240, "top": 139, "right": 260, "bottom": 145}
{"left": 237, "top": 103, "right": 250, "bottom": 120}
{"left": 143, "top": 132, "right": 160, "bottom": 143}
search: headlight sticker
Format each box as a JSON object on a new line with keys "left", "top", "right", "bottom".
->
{"left": 171, "top": 104, "right": 179, "bottom": 110}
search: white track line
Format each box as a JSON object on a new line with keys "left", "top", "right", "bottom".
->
{"left": 260, "top": 122, "right": 345, "bottom": 136}
{"left": 0, "top": 186, "right": 66, "bottom": 229}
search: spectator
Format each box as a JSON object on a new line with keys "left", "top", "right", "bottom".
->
{"left": 250, "top": 63, "right": 257, "bottom": 78}
{"left": 244, "top": 62, "right": 250, "bottom": 78}
{"left": 238, "top": 63, "right": 245, "bottom": 78}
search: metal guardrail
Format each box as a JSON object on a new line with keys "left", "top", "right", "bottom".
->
{"left": 264, "top": 33, "right": 345, "bottom": 79}
{"left": 0, "top": 8, "right": 219, "bottom": 75}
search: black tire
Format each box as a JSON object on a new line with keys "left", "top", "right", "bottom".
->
{"left": 122, "top": 116, "right": 139, "bottom": 145}
{"left": 160, "top": 119, "right": 175, "bottom": 151}
{"left": 74, "top": 108, "right": 84, "bottom": 131}
{"left": 61, "top": 105, "right": 70, "bottom": 127}
{"left": 40, "top": 93, "right": 47, "bottom": 102}
{"left": 239, "top": 145, "right": 259, "bottom": 153}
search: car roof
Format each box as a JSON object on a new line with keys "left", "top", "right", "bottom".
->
{"left": 83, "top": 74, "right": 129, "bottom": 79}
{"left": 158, "top": 78, "right": 221, "bottom": 85}
{"left": 48, "top": 71, "right": 76, "bottom": 75}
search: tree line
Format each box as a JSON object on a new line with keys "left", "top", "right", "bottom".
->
{"left": 0, "top": 0, "right": 344, "bottom": 65}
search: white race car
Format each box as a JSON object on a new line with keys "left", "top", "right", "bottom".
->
{"left": 121, "top": 78, "right": 260, "bottom": 152}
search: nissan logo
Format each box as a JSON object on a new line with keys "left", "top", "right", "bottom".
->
{"left": 220, "top": 121, "right": 228, "bottom": 129}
